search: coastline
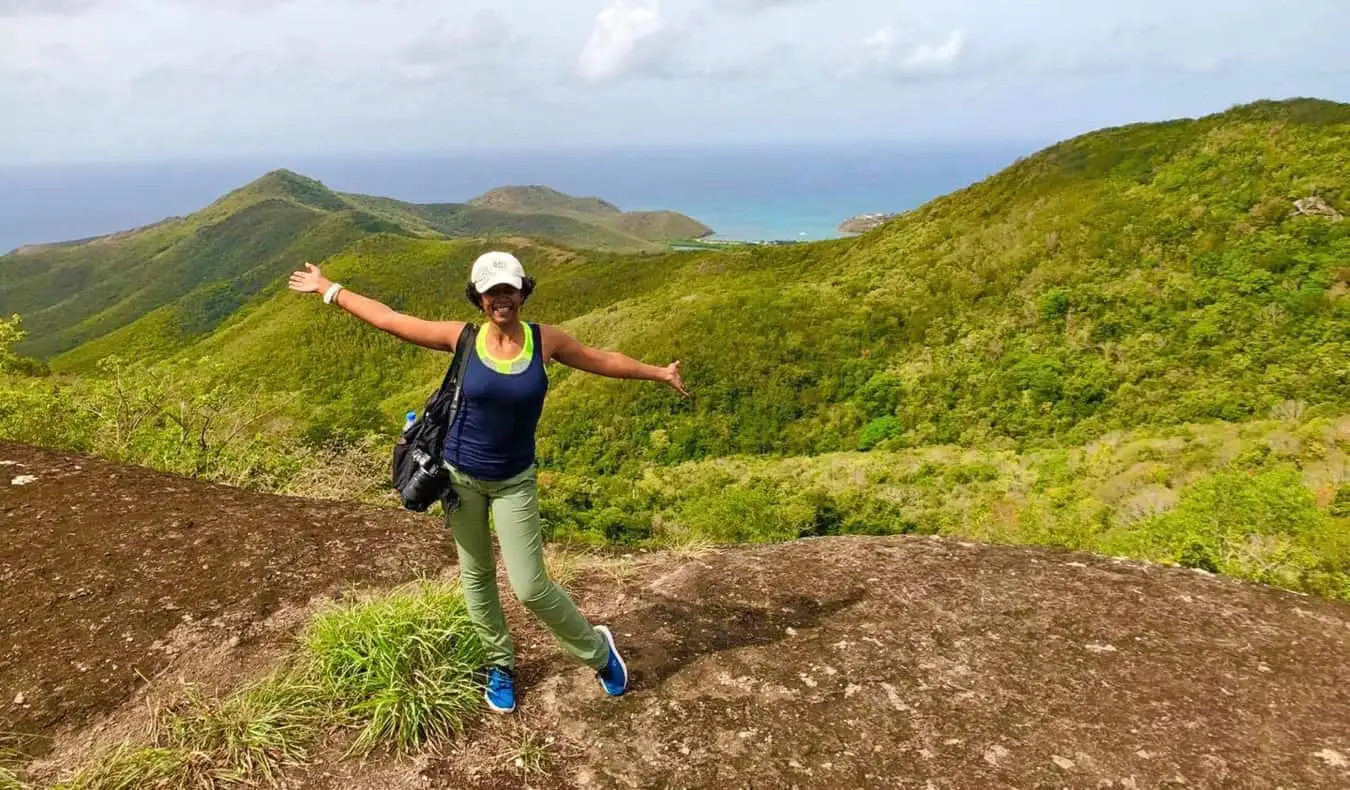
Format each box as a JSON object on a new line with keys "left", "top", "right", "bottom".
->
{"left": 0, "top": 142, "right": 1028, "bottom": 254}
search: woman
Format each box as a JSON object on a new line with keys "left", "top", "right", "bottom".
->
{"left": 288, "top": 251, "right": 687, "bottom": 714}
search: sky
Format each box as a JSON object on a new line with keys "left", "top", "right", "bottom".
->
{"left": 1, "top": 0, "right": 1348, "bottom": 164}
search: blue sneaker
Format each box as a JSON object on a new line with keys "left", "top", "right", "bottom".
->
{"left": 484, "top": 665, "right": 516, "bottom": 713}
{"left": 594, "top": 625, "right": 629, "bottom": 696}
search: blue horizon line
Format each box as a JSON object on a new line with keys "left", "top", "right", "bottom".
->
{"left": 0, "top": 137, "right": 1051, "bottom": 172}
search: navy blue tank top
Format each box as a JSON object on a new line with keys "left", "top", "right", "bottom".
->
{"left": 443, "top": 322, "right": 548, "bottom": 481}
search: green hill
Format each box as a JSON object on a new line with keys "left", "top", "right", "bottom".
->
{"left": 1, "top": 172, "right": 713, "bottom": 362}
{"left": 1, "top": 194, "right": 397, "bottom": 361}
{"left": 468, "top": 184, "right": 623, "bottom": 216}
{"left": 610, "top": 210, "right": 715, "bottom": 242}
{"left": 466, "top": 185, "right": 714, "bottom": 241}
{"left": 128, "top": 98, "right": 1348, "bottom": 464}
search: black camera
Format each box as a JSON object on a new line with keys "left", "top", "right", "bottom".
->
{"left": 399, "top": 448, "right": 451, "bottom": 512}
{"left": 390, "top": 323, "right": 476, "bottom": 513}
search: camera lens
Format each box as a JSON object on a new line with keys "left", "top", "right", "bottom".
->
{"left": 400, "top": 451, "right": 447, "bottom": 511}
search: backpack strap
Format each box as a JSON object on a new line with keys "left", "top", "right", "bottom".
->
{"left": 391, "top": 324, "right": 478, "bottom": 495}
{"left": 424, "top": 323, "right": 474, "bottom": 404}
{"left": 418, "top": 323, "right": 477, "bottom": 464}
{"left": 441, "top": 323, "right": 477, "bottom": 429}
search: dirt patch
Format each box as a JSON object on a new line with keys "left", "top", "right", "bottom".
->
{"left": 0, "top": 441, "right": 453, "bottom": 761}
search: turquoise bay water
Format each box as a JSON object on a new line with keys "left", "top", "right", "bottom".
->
{"left": 0, "top": 142, "right": 1037, "bottom": 253}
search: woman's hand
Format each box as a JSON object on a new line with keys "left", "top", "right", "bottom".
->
{"left": 663, "top": 361, "right": 689, "bottom": 397}
{"left": 544, "top": 326, "right": 691, "bottom": 396}
{"left": 288, "top": 262, "right": 331, "bottom": 295}
{"left": 284, "top": 261, "right": 460, "bottom": 349}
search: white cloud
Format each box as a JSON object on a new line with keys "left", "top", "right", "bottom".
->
{"left": 0, "top": 0, "right": 301, "bottom": 14}
{"left": 403, "top": 9, "right": 513, "bottom": 66}
{"left": 903, "top": 29, "right": 964, "bottom": 71}
{"left": 396, "top": 10, "right": 523, "bottom": 87}
{"left": 577, "top": 0, "right": 665, "bottom": 82}
{"left": 862, "top": 25, "right": 895, "bottom": 62}
{"left": 0, "top": 0, "right": 98, "bottom": 14}
{"left": 713, "top": 0, "right": 818, "bottom": 10}
{"left": 862, "top": 26, "right": 965, "bottom": 77}
{"left": 1, "top": 0, "right": 1348, "bottom": 161}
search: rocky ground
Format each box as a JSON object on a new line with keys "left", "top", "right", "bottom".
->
{"left": 837, "top": 213, "right": 897, "bottom": 234}
{"left": 0, "top": 440, "right": 454, "bottom": 762}
{"left": 3, "top": 441, "right": 1349, "bottom": 789}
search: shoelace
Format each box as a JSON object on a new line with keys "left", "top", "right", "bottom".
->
{"left": 488, "top": 668, "right": 513, "bottom": 691}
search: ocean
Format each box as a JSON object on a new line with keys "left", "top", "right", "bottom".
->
{"left": 0, "top": 142, "right": 1035, "bottom": 254}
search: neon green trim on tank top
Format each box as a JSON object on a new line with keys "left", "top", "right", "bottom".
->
{"left": 476, "top": 323, "right": 534, "bottom": 375}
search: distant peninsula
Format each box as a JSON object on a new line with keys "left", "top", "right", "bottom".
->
{"left": 466, "top": 184, "right": 713, "bottom": 243}
{"left": 6, "top": 172, "right": 714, "bottom": 258}
{"left": 838, "top": 212, "right": 897, "bottom": 235}
{"left": 0, "top": 169, "right": 715, "bottom": 359}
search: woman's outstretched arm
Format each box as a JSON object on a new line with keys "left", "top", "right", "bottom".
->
{"left": 541, "top": 324, "right": 688, "bottom": 396}
{"left": 288, "top": 262, "right": 465, "bottom": 352}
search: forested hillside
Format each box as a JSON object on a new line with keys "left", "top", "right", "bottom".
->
{"left": 2, "top": 98, "right": 1347, "bottom": 599}
{"left": 89, "top": 98, "right": 1348, "bottom": 466}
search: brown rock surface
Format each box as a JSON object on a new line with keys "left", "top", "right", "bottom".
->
{"left": 3, "top": 441, "right": 1348, "bottom": 789}
{"left": 470, "top": 537, "right": 1349, "bottom": 789}
{"left": 0, "top": 440, "right": 452, "bottom": 759}
{"left": 838, "top": 213, "right": 897, "bottom": 234}
{"left": 1293, "top": 196, "right": 1344, "bottom": 221}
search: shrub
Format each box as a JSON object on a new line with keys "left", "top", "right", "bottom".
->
{"left": 1007, "top": 354, "right": 1064, "bottom": 403}
{"left": 0, "top": 315, "right": 25, "bottom": 374}
{"left": 0, "top": 359, "right": 305, "bottom": 491}
{"left": 857, "top": 372, "right": 905, "bottom": 418}
{"left": 946, "top": 463, "right": 1001, "bottom": 485}
{"left": 0, "top": 767, "right": 25, "bottom": 790}
{"left": 1098, "top": 466, "right": 1341, "bottom": 593}
{"left": 1331, "top": 484, "right": 1350, "bottom": 518}
{"left": 858, "top": 416, "right": 902, "bottom": 451}
{"left": 589, "top": 506, "right": 651, "bottom": 544}
{"left": 1038, "top": 289, "right": 1071, "bottom": 322}
{"left": 672, "top": 481, "right": 811, "bottom": 544}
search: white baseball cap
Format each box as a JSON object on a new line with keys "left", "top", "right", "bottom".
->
{"left": 471, "top": 251, "right": 526, "bottom": 292}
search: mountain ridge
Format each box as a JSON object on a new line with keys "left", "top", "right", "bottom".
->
{"left": 0, "top": 172, "right": 712, "bottom": 359}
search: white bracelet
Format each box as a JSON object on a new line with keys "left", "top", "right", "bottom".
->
{"left": 322, "top": 282, "right": 343, "bottom": 305}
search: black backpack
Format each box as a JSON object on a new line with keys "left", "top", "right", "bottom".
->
{"left": 391, "top": 323, "right": 478, "bottom": 512}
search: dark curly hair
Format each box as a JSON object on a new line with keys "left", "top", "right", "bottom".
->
{"left": 465, "top": 276, "right": 537, "bottom": 309}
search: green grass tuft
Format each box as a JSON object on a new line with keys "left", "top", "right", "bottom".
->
{"left": 501, "top": 727, "right": 554, "bottom": 776}
{"left": 0, "top": 738, "right": 29, "bottom": 790}
{"left": 302, "top": 580, "right": 486, "bottom": 755}
{"left": 50, "top": 744, "right": 210, "bottom": 790}
{"left": 152, "top": 672, "right": 327, "bottom": 785}
{"left": 44, "top": 581, "right": 489, "bottom": 786}
{"left": 0, "top": 767, "right": 27, "bottom": 790}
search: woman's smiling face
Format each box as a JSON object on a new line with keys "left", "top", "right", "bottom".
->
{"left": 481, "top": 283, "right": 523, "bottom": 324}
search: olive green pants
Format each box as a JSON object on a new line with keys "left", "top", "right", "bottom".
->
{"left": 443, "top": 463, "right": 608, "bottom": 671}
